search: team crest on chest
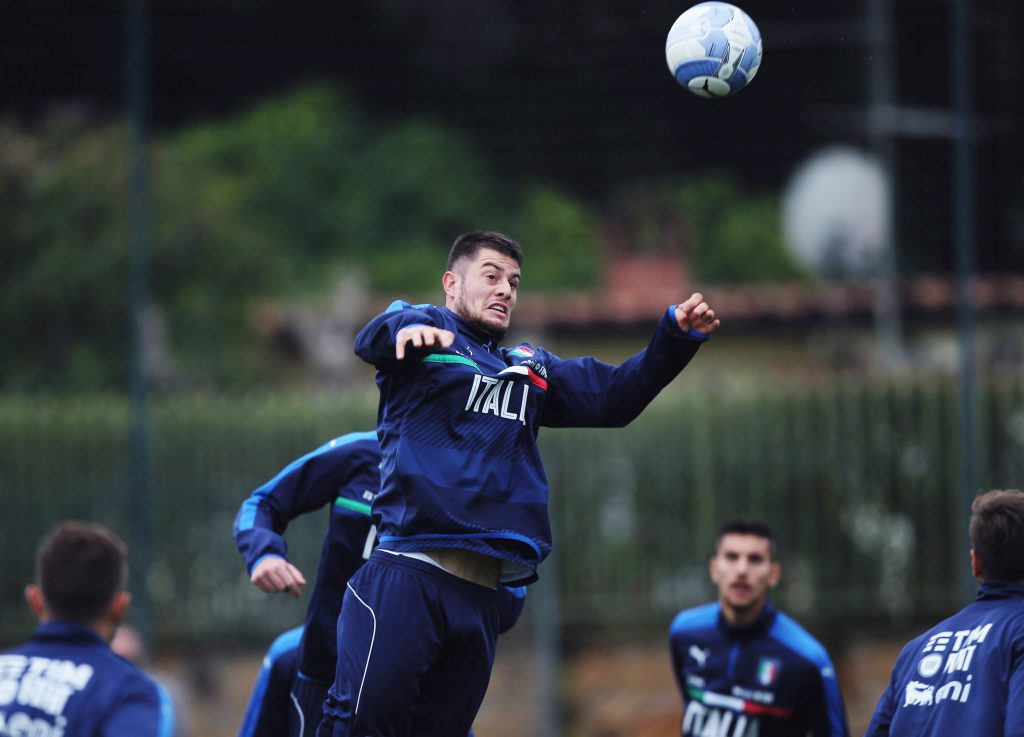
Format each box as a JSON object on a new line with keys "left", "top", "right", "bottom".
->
{"left": 757, "top": 658, "right": 781, "bottom": 686}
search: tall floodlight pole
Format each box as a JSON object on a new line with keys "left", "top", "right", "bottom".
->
{"left": 126, "top": 0, "right": 154, "bottom": 645}
{"left": 866, "top": 0, "right": 907, "bottom": 369}
{"left": 950, "top": 0, "right": 979, "bottom": 600}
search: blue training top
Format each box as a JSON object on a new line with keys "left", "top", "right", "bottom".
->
{"left": 0, "top": 621, "right": 175, "bottom": 737}
{"left": 669, "top": 601, "right": 849, "bottom": 737}
{"left": 232, "top": 432, "right": 528, "bottom": 687}
{"left": 865, "top": 580, "right": 1024, "bottom": 737}
{"left": 232, "top": 431, "right": 382, "bottom": 681}
{"left": 355, "top": 301, "right": 708, "bottom": 584}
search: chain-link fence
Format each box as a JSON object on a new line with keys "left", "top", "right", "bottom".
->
{"left": 2, "top": 374, "right": 1022, "bottom": 644}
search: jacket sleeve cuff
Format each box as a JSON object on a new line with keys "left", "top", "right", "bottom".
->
{"left": 666, "top": 305, "right": 713, "bottom": 342}
{"left": 250, "top": 553, "right": 286, "bottom": 576}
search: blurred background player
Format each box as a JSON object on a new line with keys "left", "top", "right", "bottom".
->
{"left": 319, "top": 230, "right": 719, "bottom": 736}
{"left": 0, "top": 521, "right": 176, "bottom": 737}
{"left": 233, "top": 431, "right": 382, "bottom": 737}
{"left": 234, "top": 432, "right": 526, "bottom": 737}
{"left": 669, "top": 519, "right": 849, "bottom": 737}
{"left": 864, "top": 488, "right": 1024, "bottom": 736}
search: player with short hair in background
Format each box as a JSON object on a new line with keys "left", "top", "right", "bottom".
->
{"left": 0, "top": 521, "right": 175, "bottom": 737}
{"left": 865, "top": 488, "right": 1024, "bottom": 737}
{"left": 234, "top": 432, "right": 383, "bottom": 737}
{"left": 317, "top": 229, "right": 719, "bottom": 736}
{"left": 234, "top": 432, "right": 526, "bottom": 737}
{"left": 669, "top": 519, "right": 849, "bottom": 737}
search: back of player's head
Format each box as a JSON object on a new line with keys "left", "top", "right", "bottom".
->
{"left": 446, "top": 231, "right": 524, "bottom": 271}
{"left": 715, "top": 519, "right": 778, "bottom": 559}
{"left": 970, "top": 489, "right": 1024, "bottom": 583}
{"left": 36, "top": 521, "right": 128, "bottom": 623}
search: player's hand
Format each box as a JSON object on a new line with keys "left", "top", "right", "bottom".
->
{"left": 250, "top": 557, "right": 307, "bottom": 598}
{"left": 674, "top": 292, "right": 720, "bottom": 335}
{"left": 395, "top": 325, "right": 455, "bottom": 359}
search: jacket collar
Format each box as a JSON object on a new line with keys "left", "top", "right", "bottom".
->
{"left": 442, "top": 306, "right": 501, "bottom": 352}
{"left": 977, "top": 579, "right": 1024, "bottom": 600}
{"left": 33, "top": 620, "right": 106, "bottom": 646}
{"left": 717, "top": 600, "right": 778, "bottom": 639}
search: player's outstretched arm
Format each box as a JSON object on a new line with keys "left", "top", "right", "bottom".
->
{"left": 395, "top": 325, "right": 455, "bottom": 360}
{"left": 250, "top": 556, "right": 307, "bottom": 598}
{"left": 673, "top": 292, "right": 720, "bottom": 335}
{"left": 540, "top": 293, "right": 718, "bottom": 428}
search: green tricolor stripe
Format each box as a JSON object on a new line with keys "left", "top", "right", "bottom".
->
{"left": 334, "top": 497, "right": 372, "bottom": 516}
{"left": 420, "top": 353, "right": 482, "bottom": 372}
{"left": 686, "top": 687, "right": 794, "bottom": 718}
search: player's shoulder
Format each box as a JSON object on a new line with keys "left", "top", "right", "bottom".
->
{"left": 768, "top": 609, "right": 833, "bottom": 667}
{"left": 384, "top": 299, "right": 436, "bottom": 314}
{"left": 1, "top": 638, "right": 30, "bottom": 653}
{"left": 893, "top": 608, "right": 972, "bottom": 662}
{"left": 381, "top": 300, "right": 446, "bottom": 322}
{"left": 107, "top": 657, "right": 174, "bottom": 730}
{"left": 277, "top": 431, "right": 379, "bottom": 477}
{"left": 321, "top": 431, "right": 380, "bottom": 455}
{"left": 98, "top": 646, "right": 165, "bottom": 696}
{"left": 670, "top": 602, "right": 720, "bottom": 637}
{"left": 266, "top": 626, "right": 304, "bottom": 662}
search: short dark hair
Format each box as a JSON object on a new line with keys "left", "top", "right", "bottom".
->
{"left": 36, "top": 521, "right": 128, "bottom": 623}
{"left": 970, "top": 489, "right": 1024, "bottom": 583}
{"left": 715, "top": 519, "right": 778, "bottom": 559}
{"left": 446, "top": 230, "right": 523, "bottom": 271}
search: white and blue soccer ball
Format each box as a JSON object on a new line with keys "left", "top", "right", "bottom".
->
{"left": 665, "top": 2, "right": 763, "bottom": 98}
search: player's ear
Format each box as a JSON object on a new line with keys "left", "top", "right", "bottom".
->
{"left": 442, "top": 270, "right": 460, "bottom": 300}
{"left": 107, "top": 591, "right": 132, "bottom": 626}
{"left": 970, "top": 549, "right": 983, "bottom": 579}
{"left": 768, "top": 561, "right": 781, "bottom": 589}
{"left": 25, "top": 584, "right": 45, "bottom": 620}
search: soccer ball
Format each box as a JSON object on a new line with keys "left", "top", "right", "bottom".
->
{"left": 665, "top": 2, "right": 763, "bottom": 98}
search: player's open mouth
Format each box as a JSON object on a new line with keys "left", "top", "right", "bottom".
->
{"left": 487, "top": 304, "right": 508, "bottom": 316}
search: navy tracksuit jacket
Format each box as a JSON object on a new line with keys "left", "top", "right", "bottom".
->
{"left": 233, "top": 433, "right": 526, "bottom": 736}
{"left": 0, "top": 621, "right": 174, "bottom": 737}
{"left": 865, "top": 580, "right": 1024, "bottom": 737}
{"left": 233, "top": 431, "right": 383, "bottom": 684}
{"left": 669, "top": 601, "right": 849, "bottom": 737}
{"left": 354, "top": 301, "right": 708, "bottom": 585}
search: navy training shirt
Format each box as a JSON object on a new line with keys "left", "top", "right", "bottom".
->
{"left": 233, "top": 431, "right": 381, "bottom": 681}
{"left": 669, "top": 601, "right": 849, "bottom": 737}
{"left": 355, "top": 301, "right": 708, "bottom": 585}
{"left": 865, "top": 580, "right": 1024, "bottom": 737}
{"left": 232, "top": 431, "right": 527, "bottom": 682}
{"left": 0, "top": 621, "right": 174, "bottom": 737}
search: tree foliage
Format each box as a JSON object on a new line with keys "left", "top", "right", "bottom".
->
{"left": 0, "top": 86, "right": 603, "bottom": 390}
{"left": 0, "top": 85, "right": 797, "bottom": 391}
{"left": 607, "top": 175, "right": 804, "bottom": 284}
{"left": 669, "top": 175, "right": 804, "bottom": 284}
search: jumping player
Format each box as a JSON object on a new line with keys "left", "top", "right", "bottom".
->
{"left": 669, "top": 519, "right": 849, "bottom": 737}
{"left": 317, "top": 230, "right": 720, "bottom": 736}
{"left": 0, "top": 521, "right": 175, "bottom": 737}
{"left": 865, "top": 489, "right": 1024, "bottom": 736}
{"left": 234, "top": 432, "right": 526, "bottom": 737}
